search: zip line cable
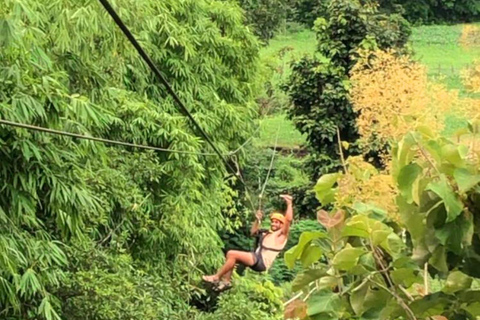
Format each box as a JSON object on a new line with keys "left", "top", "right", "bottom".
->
{"left": 0, "top": 117, "right": 261, "bottom": 213}
{"left": 0, "top": 119, "right": 257, "bottom": 157}
{"left": 0, "top": 119, "right": 218, "bottom": 155}
{"left": 257, "top": 127, "right": 280, "bottom": 211}
{"left": 97, "top": 0, "right": 235, "bottom": 174}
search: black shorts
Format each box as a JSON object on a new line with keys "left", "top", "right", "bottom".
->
{"left": 250, "top": 251, "right": 267, "bottom": 272}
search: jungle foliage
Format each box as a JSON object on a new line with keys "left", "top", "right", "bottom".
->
{"left": 0, "top": 0, "right": 284, "bottom": 319}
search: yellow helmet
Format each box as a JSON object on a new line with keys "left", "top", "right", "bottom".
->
{"left": 269, "top": 212, "right": 285, "bottom": 224}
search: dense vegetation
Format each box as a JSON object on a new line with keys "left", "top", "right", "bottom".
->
{"left": 379, "top": 0, "right": 480, "bottom": 24}
{"left": 284, "top": 48, "right": 480, "bottom": 319}
{"left": 0, "top": 0, "right": 283, "bottom": 319}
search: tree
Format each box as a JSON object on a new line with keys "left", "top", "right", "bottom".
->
{"left": 236, "top": 0, "right": 289, "bottom": 42}
{"left": 284, "top": 0, "right": 411, "bottom": 176}
{"left": 287, "top": 0, "right": 328, "bottom": 27}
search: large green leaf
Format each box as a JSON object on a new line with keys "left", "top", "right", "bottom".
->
{"left": 426, "top": 175, "right": 463, "bottom": 223}
{"left": 292, "top": 268, "right": 327, "bottom": 292}
{"left": 350, "top": 282, "right": 369, "bottom": 315}
{"left": 342, "top": 216, "right": 397, "bottom": 253}
{"left": 351, "top": 202, "right": 387, "bottom": 220}
{"left": 397, "top": 195, "right": 426, "bottom": 244}
{"left": 463, "top": 302, "right": 480, "bottom": 317}
{"left": 428, "top": 246, "right": 448, "bottom": 273}
{"left": 350, "top": 281, "right": 390, "bottom": 316}
{"left": 332, "top": 245, "right": 365, "bottom": 271}
{"left": 441, "top": 144, "right": 465, "bottom": 167}
{"left": 442, "top": 271, "right": 473, "bottom": 294}
{"left": 391, "top": 268, "right": 422, "bottom": 288}
{"left": 424, "top": 140, "right": 443, "bottom": 165}
{"left": 381, "top": 232, "right": 405, "bottom": 258}
{"left": 409, "top": 293, "right": 452, "bottom": 317}
{"left": 392, "top": 132, "right": 417, "bottom": 179}
{"left": 397, "top": 163, "right": 422, "bottom": 204}
{"left": 314, "top": 173, "right": 340, "bottom": 205}
{"left": 435, "top": 214, "right": 473, "bottom": 252}
{"left": 341, "top": 215, "right": 372, "bottom": 238}
{"left": 307, "top": 290, "right": 341, "bottom": 316}
{"left": 301, "top": 245, "right": 324, "bottom": 268}
{"left": 284, "top": 231, "right": 328, "bottom": 269}
{"left": 454, "top": 168, "right": 480, "bottom": 194}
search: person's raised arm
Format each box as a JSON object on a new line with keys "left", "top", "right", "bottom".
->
{"left": 280, "top": 195, "right": 293, "bottom": 236}
{"left": 250, "top": 210, "right": 263, "bottom": 236}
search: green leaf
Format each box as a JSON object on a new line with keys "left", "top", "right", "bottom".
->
{"left": 397, "top": 195, "right": 426, "bottom": 244}
{"left": 342, "top": 216, "right": 396, "bottom": 253}
{"left": 351, "top": 202, "right": 387, "bottom": 220}
{"left": 381, "top": 233, "right": 405, "bottom": 258}
{"left": 292, "top": 269, "right": 327, "bottom": 292}
{"left": 435, "top": 215, "right": 472, "bottom": 252}
{"left": 301, "top": 245, "right": 323, "bottom": 268}
{"left": 463, "top": 302, "right": 480, "bottom": 317}
{"left": 391, "top": 268, "right": 422, "bottom": 287}
{"left": 441, "top": 144, "right": 465, "bottom": 167}
{"left": 314, "top": 173, "right": 340, "bottom": 205}
{"left": 424, "top": 140, "right": 443, "bottom": 164}
{"left": 372, "top": 229, "right": 390, "bottom": 246}
{"left": 350, "top": 281, "right": 390, "bottom": 316}
{"left": 392, "top": 133, "right": 416, "bottom": 179}
{"left": 428, "top": 246, "right": 448, "bottom": 273}
{"left": 332, "top": 245, "right": 365, "bottom": 271}
{"left": 426, "top": 175, "right": 463, "bottom": 223}
{"left": 350, "top": 282, "right": 369, "bottom": 315}
{"left": 397, "top": 163, "right": 422, "bottom": 204}
{"left": 307, "top": 290, "right": 341, "bottom": 316}
{"left": 454, "top": 168, "right": 480, "bottom": 194}
{"left": 442, "top": 271, "right": 472, "bottom": 294}
{"left": 285, "top": 231, "right": 328, "bottom": 269}
{"left": 409, "top": 293, "right": 451, "bottom": 317}
{"left": 317, "top": 276, "right": 338, "bottom": 290}
{"left": 417, "top": 125, "right": 436, "bottom": 140}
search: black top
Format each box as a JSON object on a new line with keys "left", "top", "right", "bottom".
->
{"left": 253, "top": 229, "right": 283, "bottom": 253}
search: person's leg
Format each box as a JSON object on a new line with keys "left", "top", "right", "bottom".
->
{"left": 203, "top": 250, "right": 255, "bottom": 283}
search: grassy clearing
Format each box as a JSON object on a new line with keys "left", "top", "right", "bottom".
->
{"left": 256, "top": 114, "right": 306, "bottom": 149}
{"left": 410, "top": 23, "right": 480, "bottom": 96}
{"left": 261, "top": 29, "right": 316, "bottom": 60}
{"left": 257, "top": 29, "right": 315, "bottom": 148}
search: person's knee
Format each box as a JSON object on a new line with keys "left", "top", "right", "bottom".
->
{"left": 226, "top": 250, "right": 235, "bottom": 259}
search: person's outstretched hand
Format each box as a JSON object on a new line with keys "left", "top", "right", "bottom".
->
{"left": 280, "top": 194, "right": 293, "bottom": 204}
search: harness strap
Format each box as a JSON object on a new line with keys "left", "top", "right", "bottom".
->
{"left": 254, "top": 230, "right": 285, "bottom": 253}
{"left": 260, "top": 244, "right": 283, "bottom": 252}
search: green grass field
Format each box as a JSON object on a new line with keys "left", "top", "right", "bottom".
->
{"left": 410, "top": 24, "right": 480, "bottom": 95}
{"left": 256, "top": 114, "right": 306, "bottom": 148}
{"left": 261, "top": 29, "right": 317, "bottom": 60}
{"left": 258, "top": 23, "right": 479, "bottom": 148}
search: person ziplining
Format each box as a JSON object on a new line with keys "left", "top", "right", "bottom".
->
{"left": 203, "top": 194, "right": 293, "bottom": 291}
